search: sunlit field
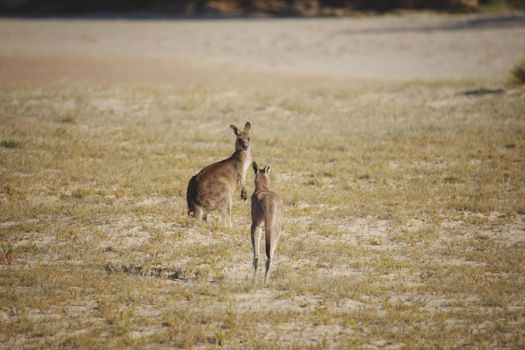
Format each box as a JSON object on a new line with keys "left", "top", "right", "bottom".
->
{"left": 2, "top": 9, "right": 525, "bottom": 348}
{"left": 1, "top": 79, "right": 524, "bottom": 348}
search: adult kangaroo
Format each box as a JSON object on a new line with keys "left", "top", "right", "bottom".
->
{"left": 186, "top": 122, "right": 252, "bottom": 227}
{"left": 250, "top": 162, "right": 282, "bottom": 284}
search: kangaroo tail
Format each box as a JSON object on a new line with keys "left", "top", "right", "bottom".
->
{"left": 264, "top": 206, "right": 279, "bottom": 259}
{"left": 186, "top": 175, "right": 198, "bottom": 216}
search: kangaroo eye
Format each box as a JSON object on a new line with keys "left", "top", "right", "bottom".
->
{"left": 247, "top": 138, "right": 250, "bottom": 141}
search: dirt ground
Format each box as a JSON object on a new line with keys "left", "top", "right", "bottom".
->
{"left": 1, "top": 13, "right": 525, "bottom": 85}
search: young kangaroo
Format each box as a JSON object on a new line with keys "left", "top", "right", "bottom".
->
{"left": 251, "top": 162, "right": 282, "bottom": 284}
{"left": 186, "top": 122, "right": 252, "bottom": 227}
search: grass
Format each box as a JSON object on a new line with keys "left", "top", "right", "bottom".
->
{"left": 0, "top": 140, "right": 21, "bottom": 149}
{"left": 509, "top": 58, "right": 525, "bottom": 85}
{"left": 0, "top": 242, "right": 16, "bottom": 265}
{"left": 0, "top": 80, "right": 524, "bottom": 348}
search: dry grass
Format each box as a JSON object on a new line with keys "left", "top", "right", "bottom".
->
{"left": 1, "top": 81, "right": 524, "bottom": 348}
{"left": 510, "top": 58, "right": 525, "bottom": 85}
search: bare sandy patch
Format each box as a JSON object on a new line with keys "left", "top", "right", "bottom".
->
{"left": 1, "top": 14, "right": 525, "bottom": 86}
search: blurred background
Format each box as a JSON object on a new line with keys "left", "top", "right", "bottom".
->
{"left": 1, "top": 0, "right": 525, "bottom": 16}
{"left": 1, "top": 0, "right": 524, "bottom": 84}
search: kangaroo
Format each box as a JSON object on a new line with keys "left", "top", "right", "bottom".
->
{"left": 186, "top": 122, "right": 252, "bottom": 227}
{"left": 250, "top": 162, "right": 282, "bottom": 284}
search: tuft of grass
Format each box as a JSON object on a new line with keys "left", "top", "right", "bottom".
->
{"left": 1, "top": 242, "right": 17, "bottom": 265}
{"left": 1, "top": 140, "right": 21, "bottom": 149}
{"left": 509, "top": 58, "right": 525, "bottom": 85}
{"left": 167, "top": 267, "right": 186, "bottom": 281}
{"left": 57, "top": 115, "right": 76, "bottom": 124}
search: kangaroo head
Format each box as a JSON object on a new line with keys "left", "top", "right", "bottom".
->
{"left": 230, "top": 122, "right": 251, "bottom": 152}
{"left": 252, "top": 161, "right": 271, "bottom": 189}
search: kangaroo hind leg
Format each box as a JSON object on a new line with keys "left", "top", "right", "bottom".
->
{"left": 222, "top": 195, "right": 233, "bottom": 228}
{"left": 193, "top": 205, "right": 205, "bottom": 221}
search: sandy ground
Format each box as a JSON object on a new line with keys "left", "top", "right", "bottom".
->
{"left": 1, "top": 13, "right": 525, "bottom": 85}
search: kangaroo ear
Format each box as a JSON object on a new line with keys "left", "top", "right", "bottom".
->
{"left": 244, "top": 122, "right": 251, "bottom": 133}
{"left": 252, "top": 161, "right": 259, "bottom": 174}
{"left": 264, "top": 164, "right": 271, "bottom": 174}
{"left": 230, "top": 124, "right": 239, "bottom": 136}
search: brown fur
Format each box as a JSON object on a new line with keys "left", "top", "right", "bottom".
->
{"left": 250, "top": 162, "right": 282, "bottom": 284}
{"left": 186, "top": 122, "right": 252, "bottom": 227}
